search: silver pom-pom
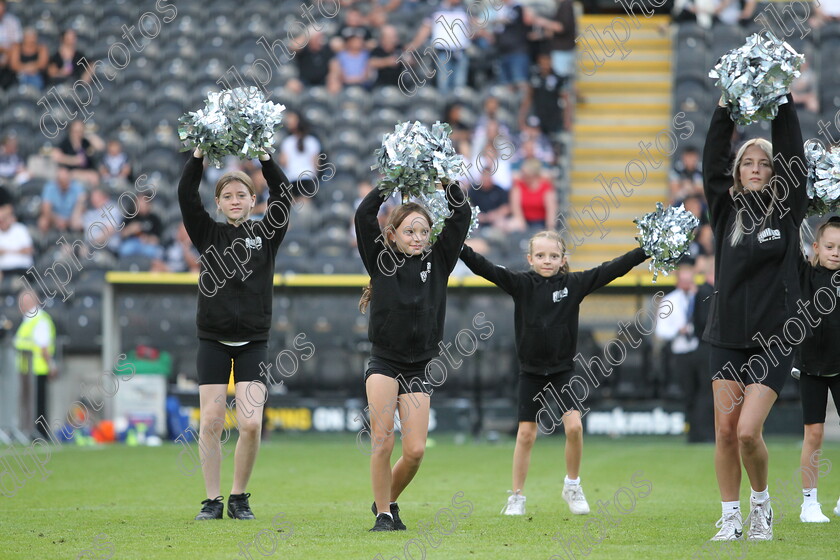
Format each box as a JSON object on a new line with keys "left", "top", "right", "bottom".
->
{"left": 371, "top": 121, "right": 465, "bottom": 199}
{"left": 804, "top": 139, "right": 840, "bottom": 216}
{"left": 634, "top": 203, "right": 700, "bottom": 282}
{"left": 417, "top": 190, "right": 480, "bottom": 245}
{"left": 709, "top": 31, "right": 803, "bottom": 125}
{"left": 178, "top": 87, "right": 286, "bottom": 168}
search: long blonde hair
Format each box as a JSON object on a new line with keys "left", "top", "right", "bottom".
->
{"left": 359, "top": 202, "right": 433, "bottom": 314}
{"left": 729, "top": 138, "right": 778, "bottom": 246}
{"left": 528, "top": 230, "right": 569, "bottom": 274}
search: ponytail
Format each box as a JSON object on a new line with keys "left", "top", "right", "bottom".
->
{"left": 359, "top": 281, "right": 372, "bottom": 314}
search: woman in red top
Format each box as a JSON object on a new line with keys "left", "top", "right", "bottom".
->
{"left": 511, "top": 158, "right": 557, "bottom": 230}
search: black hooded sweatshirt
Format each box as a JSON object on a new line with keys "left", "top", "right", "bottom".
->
{"left": 702, "top": 95, "right": 809, "bottom": 348}
{"left": 460, "top": 245, "right": 647, "bottom": 375}
{"left": 354, "top": 183, "right": 471, "bottom": 363}
{"left": 798, "top": 258, "right": 840, "bottom": 376}
{"left": 178, "top": 155, "right": 292, "bottom": 341}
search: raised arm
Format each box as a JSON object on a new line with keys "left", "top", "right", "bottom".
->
{"left": 459, "top": 243, "right": 520, "bottom": 295}
{"left": 702, "top": 101, "right": 736, "bottom": 228}
{"left": 257, "top": 153, "right": 294, "bottom": 246}
{"left": 177, "top": 150, "right": 216, "bottom": 251}
{"left": 434, "top": 181, "right": 472, "bottom": 272}
{"left": 577, "top": 247, "right": 648, "bottom": 296}
{"left": 771, "top": 93, "right": 807, "bottom": 225}
{"left": 354, "top": 186, "right": 388, "bottom": 275}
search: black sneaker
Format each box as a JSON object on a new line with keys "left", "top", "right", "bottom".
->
{"left": 195, "top": 496, "right": 224, "bottom": 520}
{"left": 371, "top": 501, "right": 406, "bottom": 530}
{"left": 227, "top": 493, "right": 256, "bottom": 520}
{"left": 369, "top": 512, "right": 395, "bottom": 532}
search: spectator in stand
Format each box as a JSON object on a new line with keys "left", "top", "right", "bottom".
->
{"left": 0, "top": 190, "right": 34, "bottom": 280}
{"left": 791, "top": 58, "right": 819, "bottom": 114}
{"left": 279, "top": 111, "right": 322, "bottom": 200}
{"left": 47, "top": 28, "right": 89, "bottom": 86}
{"left": 513, "top": 116, "right": 556, "bottom": 168}
{"left": 669, "top": 146, "right": 704, "bottom": 204}
{"left": 81, "top": 188, "right": 122, "bottom": 258}
{"left": 520, "top": 53, "right": 570, "bottom": 146}
{"left": 810, "top": 0, "right": 840, "bottom": 26}
{"left": 38, "top": 166, "right": 85, "bottom": 234}
{"left": 154, "top": 221, "right": 200, "bottom": 273}
{"left": 332, "top": 8, "right": 374, "bottom": 53}
{"left": 98, "top": 138, "right": 132, "bottom": 188}
{"left": 405, "top": 0, "right": 473, "bottom": 95}
{"left": 471, "top": 120, "right": 514, "bottom": 190}
{"left": 493, "top": 0, "right": 561, "bottom": 92}
{"left": 546, "top": 0, "right": 576, "bottom": 80}
{"left": 287, "top": 28, "right": 333, "bottom": 94}
{"left": 9, "top": 28, "right": 48, "bottom": 90}
{"left": 444, "top": 102, "right": 472, "bottom": 155}
{"left": 469, "top": 166, "right": 512, "bottom": 231}
{"left": 118, "top": 194, "right": 164, "bottom": 263}
{"left": 369, "top": 25, "right": 405, "bottom": 88}
{"left": 327, "top": 28, "right": 371, "bottom": 93}
{"left": 510, "top": 157, "right": 557, "bottom": 231}
{"left": 0, "top": 0, "right": 22, "bottom": 90}
{"left": 472, "top": 96, "right": 513, "bottom": 161}
{"left": 0, "top": 135, "right": 29, "bottom": 186}
{"left": 53, "top": 119, "right": 104, "bottom": 187}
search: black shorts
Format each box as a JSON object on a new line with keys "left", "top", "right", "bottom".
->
{"left": 364, "top": 355, "right": 433, "bottom": 395}
{"left": 800, "top": 372, "right": 840, "bottom": 425}
{"left": 197, "top": 338, "right": 268, "bottom": 385}
{"left": 518, "top": 370, "right": 577, "bottom": 423}
{"left": 709, "top": 345, "right": 794, "bottom": 396}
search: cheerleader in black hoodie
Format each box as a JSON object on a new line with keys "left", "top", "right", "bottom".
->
{"left": 355, "top": 183, "right": 470, "bottom": 532}
{"left": 703, "top": 93, "right": 807, "bottom": 541}
{"left": 460, "top": 231, "right": 648, "bottom": 516}
{"left": 178, "top": 147, "right": 292, "bottom": 521}
{"left": 796, "top": 217, "right": 840, "bottom": 523}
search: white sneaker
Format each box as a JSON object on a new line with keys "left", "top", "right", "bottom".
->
{"left": 800, "top": 501, "right": 830, "bottom": 523}
{"left": 833, "top": 496, "right": 840, "bottom": 516}
{"left": 501, "top": 490, "right": 526, "bottom": 515}
{"left": 747, "top": 499, "right": 773, "bottom": 541}
{"left": 710, "top": 511, "right": 744, "bottom": 541}
{"left": 562, "top": 483, "right": 590, "bottom": 515}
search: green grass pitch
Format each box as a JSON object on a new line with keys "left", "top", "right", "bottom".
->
{"left": 2, "top": 435, "right": 839, "bottom": 559}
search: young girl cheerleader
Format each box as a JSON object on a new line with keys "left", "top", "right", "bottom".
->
{"left": 179, "top": 147, "right": 293, "bottom": 520}
{"left": 355, "top": 183, "right": 471, "bottom": 531}
{"left": 703, "top": 93, "right": 807, "bottom": 541}
{"left": 796, "top": 217, "right": 840, "bottom": 523}
{"left": 460, "top": 231, "right": 648, "bottom": 515}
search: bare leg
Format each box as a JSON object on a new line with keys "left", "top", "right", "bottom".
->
{"left": 713, "top": 379, "right": 744, "bottom": 502}
{"left": 563, "top": 410, "right": 583, "bottom": 479}
{"left": 800, "top": 424, "right": 825, "bottom": 490}
{"left": 512, "top": 422, "right": 537, "bottom": 492}
{"left": 737, "top": 384, "right": 777, "bottom": 493}
{"left": 231, "top": 381, "right": 266, "bottom": 495}
{"left": 366, "top": 374, "right": 398, "bottom": 515}
{"left": 197, "top": 384, "right": 229, "bottom": 499}
{"left": 390, "top": 391, "right": 430, "bottom": 501}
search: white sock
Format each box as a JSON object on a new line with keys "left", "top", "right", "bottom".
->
{"left": 751, "top": 487, "right": 769, "bottom": 503}
{"left": 803, "top": 488, "right": 817, "bottom": 504}
{"left": 565, "top": 476, "right": 580, "bottom": 486}
{"left": 379, "top": 511, "right": 393, "bottom": 519}
{"left": 722, "top": 501, "right": 740, "bottom": 517}
{"left": 390, "top": 502, "right": 397, "bottom": 506}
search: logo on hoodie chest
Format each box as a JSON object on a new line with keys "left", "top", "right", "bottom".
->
{"left": 552, "top": 288, "right": 568, "bottom": 302}
{"left": 757, "top": 228, "right": 781, "bottom": 244}
{"left": 420, "top": 262, "right": 432, "bottom": 283}
{"left": 245, "top": 237, "right": 263, "bottom": 250}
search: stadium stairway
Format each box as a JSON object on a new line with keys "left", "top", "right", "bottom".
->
{"left": 569, "top": 14, "right": 673, "bottom": 274}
